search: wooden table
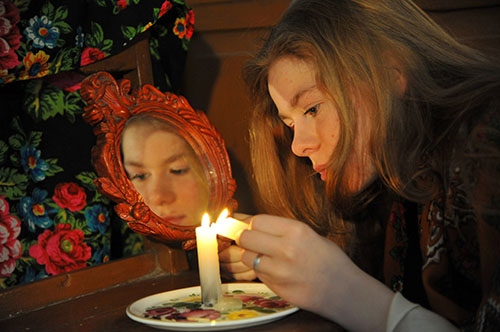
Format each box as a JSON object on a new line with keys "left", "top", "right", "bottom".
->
{"left": 1, "top": 244, "right": 344, "bottom": 332}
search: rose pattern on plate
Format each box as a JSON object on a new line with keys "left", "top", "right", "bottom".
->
{"left": 143, "top": 289, "right": 294, "bottom": 322}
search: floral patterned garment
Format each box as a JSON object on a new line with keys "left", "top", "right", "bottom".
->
{"left": 0, "top": 0, "right": 193, "bottom": 288}
{"left": 383, "top": 105, "right": 500, "bottom": 331}
{"left": 1, "top": 0, "right": 194, "bottom": 91}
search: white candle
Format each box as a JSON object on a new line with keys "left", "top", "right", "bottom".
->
{"left": 213, "top": 209, "right": 249, "bottom": 241}
{"left": 196, "top": 213, "right": 222, "bottom": 306}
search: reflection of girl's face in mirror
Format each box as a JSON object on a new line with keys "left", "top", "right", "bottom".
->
{"left": 121, "top": 118, "right": 209, "bottom": 227}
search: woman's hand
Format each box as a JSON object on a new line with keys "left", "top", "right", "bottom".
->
{"left": 218, "top": 213, "right": 256, "bottom": 280}
{"left": 236, "top": 214, "right": 394, "bottom": 332}
{"left": 236, "top": 214, "right": 343, "bottom": 310}
{"left": 219, "top": 244, "right": 257, "bottom": 280}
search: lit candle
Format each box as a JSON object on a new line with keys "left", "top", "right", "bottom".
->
{"left": 196, "top": 213, "right": 222, "bottom": 306}
{"left": 213, "top": 209, "right": 249, "bottom": 241}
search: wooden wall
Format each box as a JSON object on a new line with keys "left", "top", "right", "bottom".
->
{"left": 181, "top": 0, "right": 500, "bottom": 213}
{"left": 181, "top": 0, "right": 292, "bottom": 213}
{"left": 419, "top": 0, "right": 500, "bottom": 59}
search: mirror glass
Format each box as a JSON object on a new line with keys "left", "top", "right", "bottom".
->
{"left": 121, "top": 117, "right": 209, "bottom": 227}
{"left": 80, "top": 71, "right": 237, "bottom": 249}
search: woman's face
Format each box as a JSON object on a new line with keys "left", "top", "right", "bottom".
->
{"left": 267, "top": 56, "right": 376, "bottom": 192}
{"left": 121, "top": 125, "right": 208, "bottom": 226}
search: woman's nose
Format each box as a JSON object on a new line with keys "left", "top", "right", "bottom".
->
{"left": 291, "top": 125, "right": 317, "bottom": 157}
{"left": 147, "top": 176, "right": 176, "bottom": 207}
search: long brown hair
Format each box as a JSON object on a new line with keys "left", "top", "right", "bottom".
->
{"left": 243, "top": 0, "right": 500, "bottom": 243}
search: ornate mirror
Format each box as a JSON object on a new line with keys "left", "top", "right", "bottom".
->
{"left": 80, "top": 71, "right": 237, "bottom": 249}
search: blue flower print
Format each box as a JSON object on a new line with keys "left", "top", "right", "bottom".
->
{"left": 85, "top": 205, "right": 110, "bottom": 235}
{"left": 91, "top": 244, "right": 111, "bottom": 264}
{"left": 20, "top": 266, "right": 48, "bottom": 284}
{"left": 24, "top": 16, "right": 60, "bottom": 49}
{"left": 20, "top": 146, "right": 49, "bottom": 182}
{"left": 18, "top": 188, "right": 54, "bottom": 232}
{"left": 75, "top": 26, "right": 84, "bottom": 48}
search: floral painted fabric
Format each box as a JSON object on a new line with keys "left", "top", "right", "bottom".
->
{"left": 0, "top": 0, "right": 193, "bottom": 289}
{"left": 383, "top": 105, "right": 500, "bottom": 331}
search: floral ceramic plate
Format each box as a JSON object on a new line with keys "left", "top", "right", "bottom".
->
{"left": 126, "top": 282, "right": 299, "bottom": 331}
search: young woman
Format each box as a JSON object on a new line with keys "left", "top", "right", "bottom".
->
{"left": 219, "top": 0, "right": 500, "bottom": 331}
{"left": 121, "top": 116, "right": 209, "bottom": 227}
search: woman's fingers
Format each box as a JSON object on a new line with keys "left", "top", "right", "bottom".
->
{"left": 238, "top": 215, "right": 313, "bottom": 258}
{"left": 249, "top": 214, "right": 293, "bottom": 235}
{"left": 218, "top": 244, "right": 243, "bottom": 263}
{"left": 231, "top": 269, "right": 257, "bottom": 281}
{"left": 219, "top": 244, "right": 257, "bottom": 280}
{"left": 233, "top": 212, "right": 252, "bottom": 222}
{"left": 237, "top": 228, "right": 282, "bottom": 256}
{"left": 241, "top": 250, "right": 267, "bottom": 272}
{"left": 220, "top": 260, "right": 250, "bottom": 273}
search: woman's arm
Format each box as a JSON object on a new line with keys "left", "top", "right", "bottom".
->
{"left": 387, "top": 292, "right": 457, "bottom": 332}
{"left": 236, "top": 214, "right": 457, "bottom": 332}
{"left": 237, "top": 214, "right": 392, "bottom": 332}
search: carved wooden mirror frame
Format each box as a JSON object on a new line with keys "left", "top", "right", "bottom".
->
{"left": 80, "top": 71, "right": 237, "bottom": 249}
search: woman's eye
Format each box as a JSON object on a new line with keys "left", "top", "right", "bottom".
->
{"left": 130, "top": 173, "right": 147, "bottom": 181}
{"left": 304, "top": 105, "right": 319, "bottom": 116}
{"left": 171, "top": 167, "right": 190, "bottom": 175}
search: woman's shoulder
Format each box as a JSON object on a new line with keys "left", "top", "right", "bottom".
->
{"left": 454, "top": 97, "right": 500, "bottom": 153}
{"left": 468, "top": 99, "right": 499, "bottom": 152}
{"left": 448, "top": 97, "right": 500, "bottom": 224}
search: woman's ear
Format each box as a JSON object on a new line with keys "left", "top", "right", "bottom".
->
{"left": 385, "top": 52, "right": 407, "bottom": 95}
{"left": 393, "top": 66, "right": 407, "bottom": 95}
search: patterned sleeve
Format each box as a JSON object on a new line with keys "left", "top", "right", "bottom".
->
{"left": 465, "top": 104, "right": 500, "bottom": 331}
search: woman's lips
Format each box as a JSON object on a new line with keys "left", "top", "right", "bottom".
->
{"left": 314, "top": 164, "right": 327, "bottom": 181}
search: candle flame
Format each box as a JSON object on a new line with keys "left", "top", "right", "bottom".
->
{"left": 202, "top": 213, "right": 211, "bottom": 228}
{"left": 216, "top": 208, "right": 229, "bottom": 224}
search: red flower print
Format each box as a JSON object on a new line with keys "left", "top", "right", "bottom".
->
{"left": 0, "top": 196, "right": 22, "bottom": 277}
{"left": 0, "top": 0, "right": 22, "bottom": 70}
{"left": 159, "top": 1, "right": 172, "bottom": 17}
{"left": 173, "top": 9, "right": 195, "bottom": 40}
{"left": 29, "top": 223, "right": 91, "bottom": 275}
{"left": 235, "top": 295, "right": 261, "bottom": 303}
{"left": 80, "top": 47, "right": 107, "bottom": 66}
{"left": 176, "top": 309, "right": 221, "bottom": 320}
{"left": 116, "top": 0, "right": 128, "bottom": 11}
{"left": 52, "top": 182, "right": 87, "bottom": 212}
{"left": 253, "top": 298, "right": 290, "bottom": 308}
{"left": 185, "top": 9, "right": 194, "bottom": 39}
{"left": 145, "top": 307, "right": 177, "bottom": 317}
{"left": 44, "top": 71, "right": 85, "bottom": 92}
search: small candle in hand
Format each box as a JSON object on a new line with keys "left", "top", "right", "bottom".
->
{"left": 196, "top": 213, "right": 222, "bottom": 306}
{"left": 213, "top": 209, "right": 249, "bottom": 242}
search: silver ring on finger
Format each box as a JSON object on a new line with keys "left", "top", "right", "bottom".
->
{"left": 253, "top": 253, "right": 263, "bottom": 271}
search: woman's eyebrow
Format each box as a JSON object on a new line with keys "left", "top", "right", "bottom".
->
{"left": 124, "top": 152, "right": 186, "bottom": 167}
{"left": 124, "top": 160, "right": 144, "bottom": 167}
{"left": 290, "top": 85, "right": 317, "bottom": 108}
{"left": 278, "top": 85, "right": 318, "bottom": 122}
{"left": 124, "top": 152, "right": 188, "bottom": 169}
{"left": 161, "top": 152, "right": 186, "bottom": 166}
